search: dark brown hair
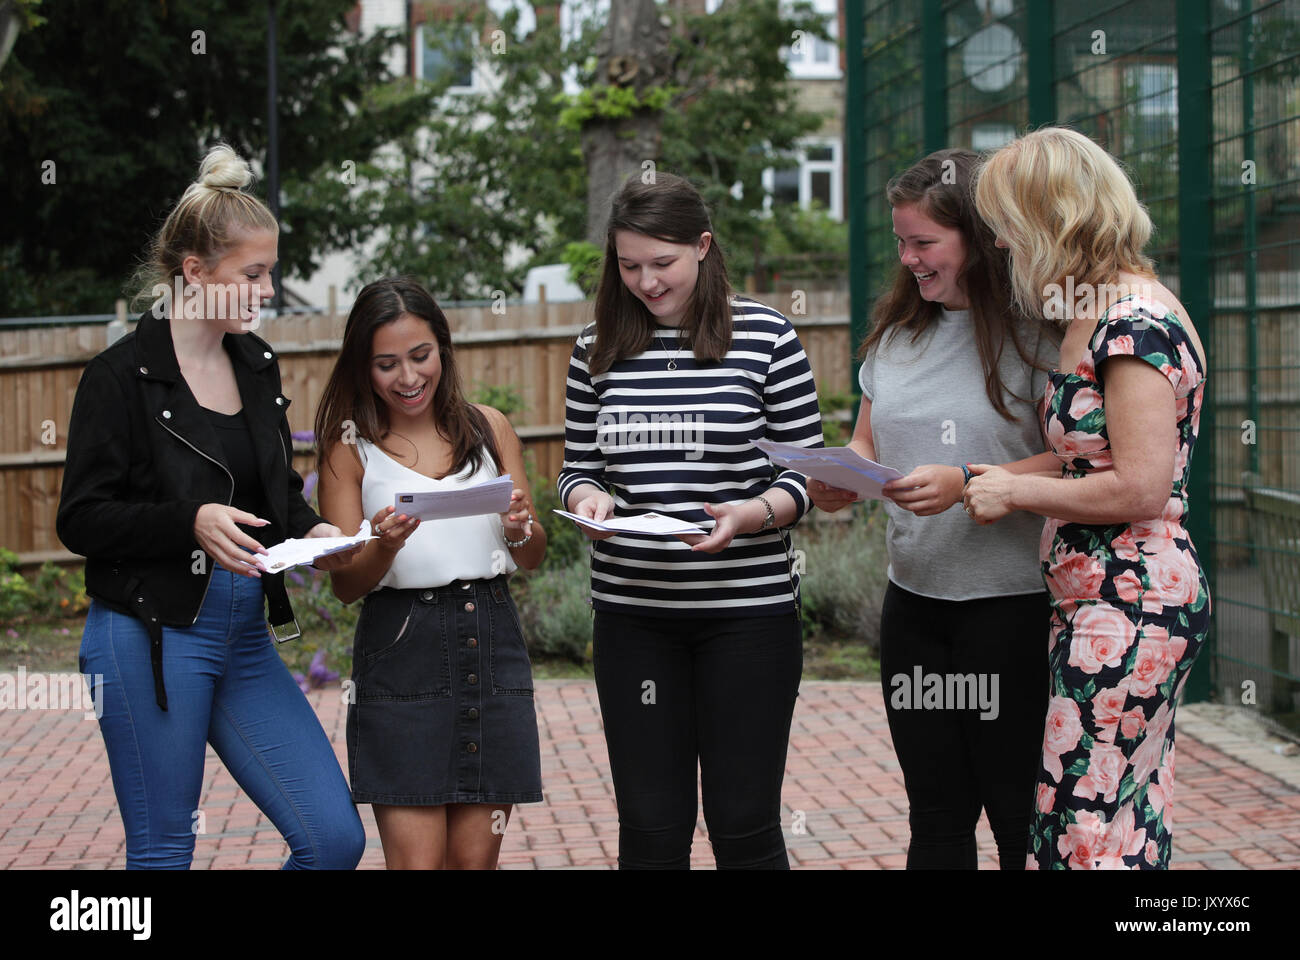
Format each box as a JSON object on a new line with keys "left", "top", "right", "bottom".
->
{"left": 315, "top": 277, "right": 501, "bottom": 479}
{"left": 587, "top": 172, "right": 733, "bottom": 376}
{"left": 860, "top": 148, "right": 1057, "bottom": 421}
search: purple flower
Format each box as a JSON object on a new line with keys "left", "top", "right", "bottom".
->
{"left": 5, "top": 628, "right": 17, "bottom": 638}
{"left": 291, "top": 430, "right": 316, "bottom": 444}
{"left": 307, "top": 650, "right": 339, "bottom": 689}
{"left": 316, "top": 603, "right": 334, "bottom": 626}
{"left": 292, "top": 671, "right": 310, "bottom": 695}
{"left": 301, "top": 471, "right": 319, "bottom": 502}
{"left": 287, "top": 570, "right": 305, "bottom": 587}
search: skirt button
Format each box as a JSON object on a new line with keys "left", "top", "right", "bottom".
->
{"left": 467, "top": 673, "right": 478, "bottom": 685}
{"left": 467, "top": 707, "right": 479, "bottom": 720}
{"left": 466, "top": 742, "right": 478, "bottom": 753}
{"left": 464, "top": 601, "right": 475, "bottom": 612}
{"left": 421, "top": 590, "right": 434, "bottom": 601}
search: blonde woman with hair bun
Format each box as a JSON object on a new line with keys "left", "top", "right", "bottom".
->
{"left": 966, "top": 126, "right": 1211, "bottom": 870}
{"left": 58, "top": 143, "right": 367, "bottom": 869}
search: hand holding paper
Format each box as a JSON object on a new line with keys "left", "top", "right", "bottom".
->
{"left": 256, "top": 520, "right": 377, "bottom": 573}
{"left": 552, "top": 509, "right": 706, "bottom": 537}
{"left": 753, "top": 439, "right": 903, "bottom": 500}
{"left": 395, "top": 474, "right": 514, "bottom": 521}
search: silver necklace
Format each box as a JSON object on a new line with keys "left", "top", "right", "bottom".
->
{"left": 656, "top": 332, "right": 683, "bottom": 371}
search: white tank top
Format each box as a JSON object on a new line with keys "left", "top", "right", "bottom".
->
{"left": 358, "top": 437, "right": 517, "bottom": 591}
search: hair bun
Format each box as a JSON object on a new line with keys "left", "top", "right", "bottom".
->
{"left": 197, "top": 143, "right": 253, "bottom": 193}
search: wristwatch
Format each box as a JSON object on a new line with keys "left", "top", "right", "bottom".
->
{"left": 960, "top": 463, "right": 974, "bottom": 486}
{"left": 754, "top": 495, "right": 776, "bottom": 532}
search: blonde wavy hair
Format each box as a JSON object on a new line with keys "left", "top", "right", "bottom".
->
{"left": 973, "top": 127, "right": 1155, "bottom": 324}
{"left": 130, "top": 143, "right": 278, "bottom": 309}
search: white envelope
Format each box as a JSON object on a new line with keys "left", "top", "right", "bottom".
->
{"left": 256, "top": 520, "right": 376, "bottom": 573}
{"left": 552, "top": 509, "right": 706, "bottom": 536}
{"left": 753, "top": 439, "right": 904, "bottom": 500}
{"left": 395, "top": 474, "right": 514, "bottom": 521}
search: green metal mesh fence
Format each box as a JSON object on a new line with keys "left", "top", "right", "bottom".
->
{"left": 848, "top": 0, "right": 1300, "bottom": 731}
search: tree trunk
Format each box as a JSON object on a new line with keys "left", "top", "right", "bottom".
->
{"left": 581, "top": 0, "right": 672, "bottom": 244}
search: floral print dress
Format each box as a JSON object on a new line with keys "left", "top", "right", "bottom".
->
{"left": 1029, "top": 295, "right": 1211, "bottom": 870}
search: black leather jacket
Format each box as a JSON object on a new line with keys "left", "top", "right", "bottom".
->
{"left": 56, "top": 311, "right": 323, "bottom": 709}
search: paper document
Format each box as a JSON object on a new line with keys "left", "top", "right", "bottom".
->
{"left": 552, "top": 509, "right": 707, "bottom": 536}
{"left": 395, "top": 474, "right": 514, "bottom": 521}
{"left": 257, "top": 520, "right": 376, "bottom": 573}
{"left": 753, "top": 439, "right": 904, "bottom": 500}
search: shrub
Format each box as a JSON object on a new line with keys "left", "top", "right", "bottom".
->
{"left": 796, "top": 503, "right": 889, "bottom": 654}
{"left": 514, "top": 561, "right": 593, "bottom": 663}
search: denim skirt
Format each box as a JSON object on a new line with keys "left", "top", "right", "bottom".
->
{"left": 345, "top": 575, "right": 543, "bottom": 805}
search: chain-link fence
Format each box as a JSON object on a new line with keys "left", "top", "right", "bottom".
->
{"left": 846, "top": 0, "right": 1300, "bottom": 733}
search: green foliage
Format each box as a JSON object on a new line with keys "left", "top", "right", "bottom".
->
{"left": 0, "top": 0, "right": 439, "bottom": 314}
{"left": 561, "top": 241, "right": 603, "bottom": 296}
{"left": 0, "top": 551, "right": 87, "bottom": 623}
{"left": 469, "top": 383, "right": 524, "bottom": 418}
{"left": 556, "top": 83, "right": 678, "bottom": 130}
{"left": 279, "top": 565, "right": 359, "bottom": 680}
{"left": 514, "top": 563, "right": 592, "bottom": 663}
{"left": 364, "top": 0, "right": 833, "bottom": 297}
{"left": 818, "top": 390, "right": 858, "bottom": 448}
{"left": 797, "top": 506, "right": 889, "bottom": 654}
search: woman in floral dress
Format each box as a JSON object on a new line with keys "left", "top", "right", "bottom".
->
{"left": 962, "top": 127, "right": 1211, "bottom": 869}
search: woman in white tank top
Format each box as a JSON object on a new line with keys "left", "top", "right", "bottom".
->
{"left": 314, "top": 278, "right": 547, "bottom": 870}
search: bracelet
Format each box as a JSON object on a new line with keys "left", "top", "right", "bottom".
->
{"left": 504, "top": 513, "right": 534, "bottom": 548}
{"left": 960, "top": 463, "right": 974, "bottom": 486}
{"left": 752, "top": 495, "right": 776, "bottom": 532}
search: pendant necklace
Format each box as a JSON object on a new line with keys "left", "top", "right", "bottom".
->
{"left": 657, "top": 330, "right": 683, "bottom": 371}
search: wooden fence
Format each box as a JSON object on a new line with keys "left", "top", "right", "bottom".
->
{"left": 0, "top": 290, "right": 851, "bottom": 564}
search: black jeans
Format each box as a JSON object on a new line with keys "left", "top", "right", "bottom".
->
{"left": 592, "top": 609, "right": 803, "bottom": 869}
{"left": 879, "top": 581, "right": 1050, "bottom": 870}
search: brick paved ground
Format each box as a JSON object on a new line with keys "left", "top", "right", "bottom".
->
{"left": 2, "top": 680, "right": 1298, "bottom": 870}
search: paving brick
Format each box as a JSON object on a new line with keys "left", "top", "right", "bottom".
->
{"left": 4, "top": 681, "right": 1298, "bottom": 870}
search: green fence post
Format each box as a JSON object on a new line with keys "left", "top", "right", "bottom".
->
{"left": 1026, "top": 0, "right": 1055, "bottom": 129}
{"left": 1177, "top": 0, "right": 1214, "bottom": 703}
{"left": 846, "top": 0, "right": 868, "bottom": 395}
{"left": 922, "top": 0, "right": 947, "bottom": 153}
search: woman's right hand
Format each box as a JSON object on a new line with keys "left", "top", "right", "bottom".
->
{"left": 371, "top": 505, "right": 421, "bottom": 554}
{"left": 808, "top": 478, "right": 858, "bottom": 513}
{"left": 572, "top": 490, "right": 617, "bottom": 541}
{"left": 194, "top": 503, "right": 269, "bottom": 578}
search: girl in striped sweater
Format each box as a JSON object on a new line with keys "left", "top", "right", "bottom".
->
{"left": 559, "top": 172, "right": 823, "bottom": 869}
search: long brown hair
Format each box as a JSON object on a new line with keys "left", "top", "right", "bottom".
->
{"left": 315, "top": 277, "right": 501, "bottom": 479}
{"left": 587, "top": 172, "right": 733, "bottom": 376}
{"left": 860, "top": 149, "right": 1056, "bottom": 421}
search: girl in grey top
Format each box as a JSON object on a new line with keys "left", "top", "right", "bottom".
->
{"left": 810, "top": 149, "right": 1060, "bottom": 869}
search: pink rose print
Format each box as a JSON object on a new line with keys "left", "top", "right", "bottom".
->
{"left": 1149, "top": 542, "right": 1201, "bottom": 606}
{"left": 1130, "top": 699, "right": 1174, "bottom": 785}
{"left": 1036, "top": 783, "right": 1057, "bottom": 815}
{"left": 1101, "top": 804, "right": 1147, "bottom": 863}
{"left": 1145, "top": 840, "right": 1158, "bottom": 865}
{"left": 1068, "top": 385, "right": 1103, "bottom": 420}
{"left": 1111, "top": 529, "right": 1140, "bottom": 562}
{"left": 1067, "top": 604, "right": 1137, "bottom": 673}
{"left": 1073, "top": 742, "right": 1127, "bottom": 803}
{"left": 1120, "top": 708, "right": 1146, "bottom": 739}
{"left": 1113, "top": 570, "right": 1143, "bottom": 604}
{"left": 1109, "top": 334, "right": 1135, "bottom": 355}
{"left": 1091, "top": 681, "right": 1131, "bottom": 742}
{"left": 1043, "top": 696, "right": 1084, "bottom": 782}
{"left": 1059, "top": 810, "right": 1106, "bottom": 869}
{"left": 1130, "top": 636, "right": 1178, "bottom": 698}
{"left": 1147, "top": 743, "right": 1177, "bottom": 829}
{"left": 1047, "top": 550, "right": 1106, "bottom": 602}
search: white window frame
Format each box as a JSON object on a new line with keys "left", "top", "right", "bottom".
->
{"left": 415, "top": 21, "right": 482, "bottom": 94}
{"left": 780, "top": 0, "right": 840, "bottom": 80}
{"left": 762, "top": 137, "right": 843, "bottom": 221}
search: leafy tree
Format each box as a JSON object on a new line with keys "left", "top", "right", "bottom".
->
{"left": 0, "top": 0, "right": 437, "bottom": 315}
{"left": 359, "top": 0, "right": 835, "bottom": 299}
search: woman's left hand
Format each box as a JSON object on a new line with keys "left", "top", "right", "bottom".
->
{"left": 882, "top": 465, "right": 966, "bottom": 516}
{"left": 501, "top": 489, "right": 534, "bottom": 541}
{"left": 305, "top": 522, "right": 365, "bottom": 571}
{"left": 962, "top": 465, "right": 1018, "bottom": 525}
{"left": 676, "top": 501, "right": 751, "bottom": 554}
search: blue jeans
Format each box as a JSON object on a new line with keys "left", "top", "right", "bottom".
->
{"left": 80, "top": 568, "right": 365, "bottom": 869}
